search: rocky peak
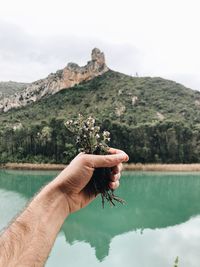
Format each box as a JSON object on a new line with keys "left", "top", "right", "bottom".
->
{"left": 91, "top": 48, "right": 105, "bottom": 63}
{"left": 0, "top": 48, "right": 109, "bottom": 113}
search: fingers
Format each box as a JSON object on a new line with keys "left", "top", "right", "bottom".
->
{"left": 111, "top": 163, "right": 123, "bottom": 174}
{"left": 109, "top": 170, "right": 121, "bottom": 190}
{"left": 110, "top": 172, "right": 121, "bottom": 182}
{"left": 109, "top": 180, "right": 120, "bottom": 190}
{"left": 108, "top": 147, "right": 125, "bottom": 155}
{"left": 83, "top": 149, "right": 129, "bottom": 169}
{"left": 109, "top": 155, "right": 123, "bottom": 189}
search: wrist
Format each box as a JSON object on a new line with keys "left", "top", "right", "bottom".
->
{"left": 34, "top": 180, "right": 70, "bottom": 220}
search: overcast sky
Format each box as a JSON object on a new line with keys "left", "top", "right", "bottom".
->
{"left": 0, "top": 0, "right": 200, "bottom": 90}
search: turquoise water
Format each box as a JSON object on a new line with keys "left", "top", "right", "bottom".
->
{"left": 0, "top": 170, "right": 200, "bottom": 266}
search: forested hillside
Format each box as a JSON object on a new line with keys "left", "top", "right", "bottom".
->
{"left": 1, "top": 70, "right": 200, "bottom": 164}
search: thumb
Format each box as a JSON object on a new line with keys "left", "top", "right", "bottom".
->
{"left": 85, "top": 151, "right": 129, "bottom": 168}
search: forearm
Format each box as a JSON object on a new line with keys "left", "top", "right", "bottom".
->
{"left": 0, "top": 149, "right": 127, "bottom": 267}
{"left": 0, "top": 180, "right": 69, "bottom": 267}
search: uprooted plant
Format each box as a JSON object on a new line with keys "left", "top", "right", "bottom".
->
{"left": 64, "top": 114, "right": 125, "bottom": 207}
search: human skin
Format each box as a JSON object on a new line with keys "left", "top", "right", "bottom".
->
{"left": 0, "top": 148, "right": 128, "bottom": 267}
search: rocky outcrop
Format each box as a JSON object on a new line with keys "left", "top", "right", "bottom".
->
{"left": 0, "top": 81, "right": 28, "bottom": 99}
{"left": 0, "top": 48, "right": 109, "bottom": 112}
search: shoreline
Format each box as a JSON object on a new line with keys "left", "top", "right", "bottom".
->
{"left": 0, "top": 163, "right": 67, "bottom": 170}
{"left": 1, "top": 162, "right": 200, "bottom": 172}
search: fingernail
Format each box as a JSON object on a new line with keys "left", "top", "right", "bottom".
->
{"left": 119, "top": 152, "right": 128, "bottom": 161}
{"left": 125, "top": 154, "right": 129, "bottom": 161}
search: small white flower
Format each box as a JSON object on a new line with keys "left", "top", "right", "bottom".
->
{"left": 103, "top": 131, "right": 110, "bottom": 137}
{"left": 88, "top": 116, "right": 95, "bottom": 124}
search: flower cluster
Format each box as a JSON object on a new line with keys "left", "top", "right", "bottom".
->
{"left": 65, "top": 114, "right": 110, "bottom": 154}
{"left": 64, "top": 114, "right": 125, "bottom": 207}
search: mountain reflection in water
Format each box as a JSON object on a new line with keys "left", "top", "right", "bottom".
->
{"left": 0, "top": 170, "right": 200, "bottom": 264}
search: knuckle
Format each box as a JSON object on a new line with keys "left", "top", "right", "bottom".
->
{"left": 113, "top": 173, "right": 120, "bottom": 181}
{"left": 105, "top": 157, "right": 113, "bottom": 166}
{"left": 78, "top": 154, "right": 88, "bottom": 165}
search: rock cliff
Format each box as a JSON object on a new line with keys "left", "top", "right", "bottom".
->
{"left": 0, "top": 48, "right": 109, "bottom": 112}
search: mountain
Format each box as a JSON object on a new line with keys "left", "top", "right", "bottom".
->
{"left": 1, "top": 49, "right": 200, "bottom": 164}
{"left": 1, "top": 70, "right": 200, "bottom": 127}
{"left": 0, "top": 81, "right": 28, "bottom": 99}
{"left": 0, "top": 48, "right": 108, "bottom": 112}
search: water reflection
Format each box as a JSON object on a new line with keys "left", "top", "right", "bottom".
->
{"left": 0, "top": 189, "right": 27, "bottom": 230}
{"left": 48, "top": 216, "right": 200, "bottom": 267}
{"left": 0, "top": 170, "right": 200, "bottom": 265}
{"left": 62, "top": 172, "right": 200, "bottom": 260}
{"left": 0, "top": 169, "right": 58, "bottom": 197}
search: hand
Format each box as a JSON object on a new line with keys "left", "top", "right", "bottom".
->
{"left": 54, "top": 148, "right": 129, "bottom": 214}
{"left": 0, "top": 148, "right": 128, "bottom": 267}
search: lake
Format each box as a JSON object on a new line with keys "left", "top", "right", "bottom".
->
{"left": 0, "top": 170, "right": 200, "bottom": 267}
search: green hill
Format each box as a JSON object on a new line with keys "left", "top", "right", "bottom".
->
{"left": 1, "top": 70, "right": 200, "bottom": 164}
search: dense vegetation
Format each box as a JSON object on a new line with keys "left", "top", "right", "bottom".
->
{"left": 1, "top": 70, "right": 200, "bottom": 164}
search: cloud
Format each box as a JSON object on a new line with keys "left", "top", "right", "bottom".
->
{"left": 166, "top": 73, "right": 200, "bottom": 91}
{"left": 0, "top": 20, "right": 143, "bottom": 82}
{"left": 0, "top": 19, "right": 200, "bottom": 91}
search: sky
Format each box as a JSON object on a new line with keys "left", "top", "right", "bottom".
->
{"left": 0, "top": 0, "right": 200, "bottom": 90}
